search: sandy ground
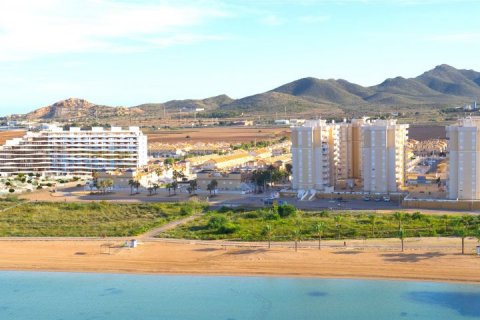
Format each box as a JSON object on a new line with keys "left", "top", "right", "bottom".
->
{"left": 1, "top": 238, "right": 480, "bottom": 283}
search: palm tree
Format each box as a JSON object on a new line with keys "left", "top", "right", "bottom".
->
{"left": 134, "top": 181, "right": 140, "bottom": 194}
{"left": 455, "top": 227, "right": 467, "bottom": 255}
{"left": 103, "top": 178, "right": 113, "bottom": 194}
{"left": 393, "top": 212, "right": 403, "bottom": 231}
{"left": 187, "top": 180, "right": 198, "bottom": 195}
{"left": 333, "top": 216, "right": 342, "bottom": 239}
{"left": 153, "top": 183, "right": 159, "bottom": 195}
{"left": 313, "top": 221, "right": 325, "bottom": 250}
{"left": 166, "top": 183, "right": 172, "bottom": 196}
{"left": 293, "top": 229, "right": 300, "bottom": 252}
{"left": 171, "top": 181, "right": 178, "bottom": 195}
{"left": 92, "top": 170, "right": 99, "bottom": 187}
{"left": 207, "top": 179, "right": 218, "bottom": 195}
{"left": 398, "top": 228, "right": 406, "bottom": 252}
{"left": 128, "top": 179, "right": 135, "bottom": 195}
{"left": 261, "top": 224, "right": 273, "bottom": 249}
{"left": 368, "top": 215, "right": 377, "bottom": 237}
{"left": 442, "top": 214, "right": 449, "bottom": 234}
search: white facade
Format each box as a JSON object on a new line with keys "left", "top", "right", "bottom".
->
{"left": 446, "top": 117, "right": 480, "bottom": 200}
{"left": 0, "top": 125, "right": 148, "bottom": 176}
{"left": 361, "top": 119, "right": 408, "bottom": 193}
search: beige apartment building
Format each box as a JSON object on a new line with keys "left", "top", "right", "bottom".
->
{"left": 337, "top": 118, "right": 368, "bottom": 185}
{"left": 291, "top": 120, "right": 339, "bottom": 193}
{"left": 446, "top": 117, "right": 480, "bottom": 200}
{"left": 362, "top": 119, "right": 409, "bottom": 193}
{"left": 291, "top": 118, "right": 409, "bottom": 195}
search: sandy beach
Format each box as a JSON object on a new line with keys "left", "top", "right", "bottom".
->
{"left": 1, "top": 238, "right": 480, "bottom": 283}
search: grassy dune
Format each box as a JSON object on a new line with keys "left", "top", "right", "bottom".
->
{"left": 0, "top": 200, "right": 206, "bottom": 237}
{"left": 162, "top": 207, "right": 480, "bottom": 241}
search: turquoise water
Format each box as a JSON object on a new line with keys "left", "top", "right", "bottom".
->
{"left": 0, "top": 272, "right": 479, "bottom": 320}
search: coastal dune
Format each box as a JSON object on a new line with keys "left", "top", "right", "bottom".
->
{"left": 1, "top": 239, "right": 480, "bottom": 283}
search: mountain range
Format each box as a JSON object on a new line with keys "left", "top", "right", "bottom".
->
{"left": 17, "top": 64, "right": 480, "bottom": 121}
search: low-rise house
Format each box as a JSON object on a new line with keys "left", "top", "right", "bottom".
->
{"left": 196, "top": 170, "right": 250, "bottom": 191}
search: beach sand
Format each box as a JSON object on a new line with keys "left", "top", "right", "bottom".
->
{"left": 1, "top": 239, "right": 480, "bottom": 283}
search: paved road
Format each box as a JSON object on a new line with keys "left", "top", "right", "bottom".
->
{"left": 217, "top": 196, "right": 402, "bottom": 211}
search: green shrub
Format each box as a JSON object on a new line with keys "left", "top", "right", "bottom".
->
{"left": 180, "top": 206, "right": 193, "bottom": 216}
{"left": 218, "top": 222, "right": 238, "bottom": 234}
{"left": 265, "top": 211, "right": 280, "bottom": 220}
{"left": 319, "top": 210, "right": 330, "bottom": 217}
{"left": 207, "top": 215, "right": 228, "bottom": 229}
{"left": 412, "top": 212, "right": 423, "bottom": 220}
{"left": 278, "top": 204, "right": 297, "bottom": 218}
{"left": 244, "top": 212, "right": 260, "bottom": 219}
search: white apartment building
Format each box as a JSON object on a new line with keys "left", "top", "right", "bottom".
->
{"left": 362, "top": 119, "right": 409, "bottom": 193}
{"left": 446, "top": 117, "right": 480, "bottom": 200}
{"left": 0, "top": 125, "right": 148, "bottom": 176}
{"left": 291, "top": 120, "right": 339, "bottom": 195}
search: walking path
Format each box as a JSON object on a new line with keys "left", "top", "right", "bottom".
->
{"left": 0, "top": 200, "right": 29, "bottom": 213}
{"left": 138, "top": 213, "right": 204, "bottom": 240}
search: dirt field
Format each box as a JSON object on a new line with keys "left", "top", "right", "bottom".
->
{"left": 146, "top": 126, "right": 290, "bottom": 144}
{"left": 1, "top": 239, "right": 480, "bottom": 283}
{"left": 0, "top": 130, "right": 25, "bottom": 145}
{"left": 146, "top": 125, "right": 444, "bottom": 144}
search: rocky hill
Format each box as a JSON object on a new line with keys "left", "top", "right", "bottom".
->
{"left": 25, "top": 98, "right": 143, "bottom": 121}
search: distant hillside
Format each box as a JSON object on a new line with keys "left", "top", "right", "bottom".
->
{"left": 25, "top": 98, "right": 143, "bottom": 121}
{"left": 18, "top": 65, "right": 480, "bottom": 122}
{"left": 135, "top": 94, "right": 234, "bottom": 114}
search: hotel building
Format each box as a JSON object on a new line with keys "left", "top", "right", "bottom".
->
{"left": 0, "top": 125, "right": 148, "bottom": 176}
{"left": 446, "top": 117, "right": 480, "bottom": 200}
{"left": 361, "top": 119, "right": 409, "bottom": 193}
{"left": 291, "top": 120, "right": 339, "bottom": 193}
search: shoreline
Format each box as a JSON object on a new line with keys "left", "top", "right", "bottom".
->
{"left": 2, "top": 267, "right": 480, "bottom": 286}
{"left": 1, "top": 239, "right": 480, "bottom": 284}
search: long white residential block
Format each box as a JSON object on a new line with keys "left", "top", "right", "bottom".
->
{"left": 0, "top": 125, "right": 148, "bottom": 176}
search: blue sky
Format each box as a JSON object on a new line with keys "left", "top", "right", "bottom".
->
{"left": 1, "top": 0, "right": 480, "bottom": 115}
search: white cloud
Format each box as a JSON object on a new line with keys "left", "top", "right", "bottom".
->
{"left": 0, "top": 0, "right": 227, "bottom": 61}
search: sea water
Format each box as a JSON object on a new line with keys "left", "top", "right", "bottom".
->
{"left": 0, "top": 271, "right": 479, "bottom": 320}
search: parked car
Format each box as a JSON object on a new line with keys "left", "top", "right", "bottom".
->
{"left": 363, "top": 196, "right": 370, "bottom": 201}
{"left": 374, "top": 197, "right": 382, "bottom": 202}
{"left": 383, "top": 196, "right": 391, "bottom": 202}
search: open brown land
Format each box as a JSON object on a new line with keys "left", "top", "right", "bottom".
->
{"left": 1, "top": 239, "right": 480, "bottom": 283}
{"left": 0, "top": 130, "right": 25, "bottom": 145}
{"left": 0, "top": 125, "right": 446, "bottom": 146}
{"left": 145, "top": 125, "right": 442, "bottom": 145}
{"left": 146, "top": 126, "right": 290, "bottom": 144}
